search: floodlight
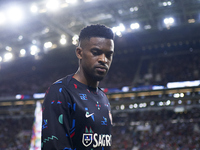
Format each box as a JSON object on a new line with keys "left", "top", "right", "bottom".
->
{"left": 46, "top": 0, "right": 60, "bottom": 11}
{"left": 16, "top": 94, "right": 22, "bottom": 99}
{"left": 115, "top": 31, "right": 122, "bottom": 37}
{"left": 129, "top": 104, "right": 134, "bottom": 109}
{"left": 120, "top": 105, "right": 125, "bottom": 110}
{"left": 144, "top": 25, "right": 151, "bottom": 30}
{"left": 173, "top": 93, "right": 180, "bottom": 98}
{"left": 32, "top": 40, "right": 37, "bottom": 44}
{"left": 60, "top": 38, "right": 67, "bottom": 45}
{"left": 167, "top": 1, "right": 172, "bottom": 5}
{"left": 7, "top": 6, "right": 24, "bottom": 24}
{"left": 30, "top": 4, "right": 38, "bottom": 13}
{"left": 30, "top": 45, "right": 39, "bottom": 55}
{"left": 130, "top": 7, "right": 134, "bottom": 12}
{"left": 118, "top": 23, "right": 125, "bottom": 31}
{"left": 42, "top": 28, "right": 50, "bottom": 34}
{"left": 18, "top": 35, "right": 23, "bottom": 41}
{"left": 4, "top": 52, "right": 13, "bottom": 61}
{"left": 164, "top": 17, "right": 174, "bottom": 25}
{"left": 0, "top": 12, "right": 6, "bottom": 25}
{"left": 44, "top": 42, "right": 53, "bottom": 49}
{"left": 72, "top": 35, "right": 79, "bottom": 45}
{"left": 158, "top": 101, "right": 164, "bottom": 106}
{"left": 166, "top": 100, "right": 171, "bottom": 105}
{"left": 0, "top": 56, "right": 2, "bottom": 62}
{"left": 139, "top": 103, "right": 143, "bottom": 108}
{"left": 163, "top": 2, "right": 167, "bottom": 6}
{"left": 5, "top": 46, "right": 12, "bottom": 51}
{"left": 20, "top": 49, "right": 26, "bottom": 57}
{"left": 130, "top": 23, "right": 140, "bottom": 29}
{"left": 139, "top": 103, "right": 147, "bottom": 108}
{"left": 61, "top": 34, "right": 66, "bottom": 38}
{"left": 130, "top": 7, "right": 138, "bottom": 12}
{"left": 180, "top": 93, "right": 184, "bottom": 97}
{"left": 168, "top": 17, "right": 174, "bottom": 23}
{"left": 72, "top": 40, "right": 78, "bottom": 45}
{"left": 72, "top": 35, "right": 78, "bottom": 41}
{"left": 112, "top": 23, "right": 125, "bottom": 34}
{"left": 150, "top": 101, "right": 155, "bottom": 106}
{"left": 133, "top": 103, "right": 138, "bottom": 108}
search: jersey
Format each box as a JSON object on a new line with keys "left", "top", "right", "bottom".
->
{"left": 42, "top": 74, "right": 112, "bottom": 150}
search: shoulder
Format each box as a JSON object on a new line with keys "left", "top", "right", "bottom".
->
{"left": 44, "top": 74, "right": 74, "bottom": 100}
{"left": 53, "top": 74, "right": 74, "bottom": 87}
{"left": 47, "top": 74, "right": 74, "bottom": 90}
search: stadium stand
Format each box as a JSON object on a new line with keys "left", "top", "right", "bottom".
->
{"left": 0, "top": 117, "right": 34, "bottom": 150}
{"left": 1, "top": 41, "right": 200, "bottom": 96}
{"left": 111, "top": 107, "right": 200, "bottom": 150}
{"left": 1, "top": 35, "right": 200, "bottom": 150}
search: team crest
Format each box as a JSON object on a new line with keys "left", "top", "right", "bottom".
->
{"left": 82, "top": 133, "right": 93, "bottom": 147}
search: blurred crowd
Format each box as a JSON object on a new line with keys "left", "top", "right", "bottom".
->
{"left": 0, "top": 117, "right": 34, "bottom": 150}
{"left": 0, "top": 106, "right": 200, "bottom": 150}
{"left": 111, "top": 107, "right": 200, "bottom": 150}
{"left": 135, "top": 52, "right": 200, "bottom": 87}
{"left": 0, "top": 48, "right": 199, "bottom": 97}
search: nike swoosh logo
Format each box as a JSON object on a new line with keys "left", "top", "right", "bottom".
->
{"left": 85, "top": 113, "right": 94, "bottom": 118}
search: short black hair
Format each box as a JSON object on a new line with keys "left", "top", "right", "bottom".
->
{"left": 79, "top": 24, "right": 114, "bottom": 41}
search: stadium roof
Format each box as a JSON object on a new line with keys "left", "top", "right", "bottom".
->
{"left": 0, "top": 0, "right": 200, "bottom": 61}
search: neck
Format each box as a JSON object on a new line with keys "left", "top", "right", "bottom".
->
{"left": 73, "top": 68, "right": 99, "bottom": 88}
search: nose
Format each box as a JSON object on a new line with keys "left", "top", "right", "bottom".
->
{"left": 98, "top": 53, "right": 108, "bottom": 63}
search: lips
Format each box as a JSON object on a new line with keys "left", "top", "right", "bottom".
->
{"left": 95, "top": 65, "right": 108, "bottom": 73}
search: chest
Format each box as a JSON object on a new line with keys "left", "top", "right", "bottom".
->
{"left": 67, "top": 88, "right": 112, "bottom": 149}
{"left": 71, "top": 91, "right": 111, "bottom": 129}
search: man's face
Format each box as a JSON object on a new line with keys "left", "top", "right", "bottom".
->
{"left": 79, "top": 37, "right": 114, "bottom": 81}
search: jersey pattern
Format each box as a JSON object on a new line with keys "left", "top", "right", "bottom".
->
{"left": 42, "top": 74, "right": 112, "bottom": 150}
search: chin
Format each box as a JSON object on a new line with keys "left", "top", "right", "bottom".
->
{"left": 89, "top": 70, "right": 107, "bottom": 81}
{"left": 92, "top": 74, "right": 105, "bottom": 81}
{"left": 93, "top": 76, "right": 104, "bottom": 81}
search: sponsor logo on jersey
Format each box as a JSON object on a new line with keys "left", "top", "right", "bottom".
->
{"left": 85, "top": 113, "right": 94, "bottom": 118}
{"left": 85, "top": 108, "right": 94, "bottom": 121}
{"left": 93, "top": 133, "right": 112, "bottom": 148}
{"left": 82, "top": 127, "right": 112, "bottom": 148}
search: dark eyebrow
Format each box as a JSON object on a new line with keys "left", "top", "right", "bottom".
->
{"left": 90, "top": 48, "right": 114, "bottom": 57}
{"left": 90, "top": 48, "right": 102, "bottom": 51}
{"left": 91, "top": 48, "right": 113, "bottom": 53}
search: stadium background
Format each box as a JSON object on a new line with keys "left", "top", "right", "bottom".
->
{"left": 0, "top": 0, "right": 200, "bottom": 149}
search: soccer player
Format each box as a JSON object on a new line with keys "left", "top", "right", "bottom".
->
{"left": 42, "top": 24, "right": 115, "bottom": 150}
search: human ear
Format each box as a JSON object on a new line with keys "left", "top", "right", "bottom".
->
{"left": 75, "top": 47, "right": 83, "bottom": 59}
